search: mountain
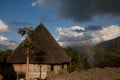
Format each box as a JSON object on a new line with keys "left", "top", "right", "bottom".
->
{"left": 94, "top": 36, "right": 120, "bottom": 67}
{"left": 96, "top": 36, "right": 120, "bottom": 49}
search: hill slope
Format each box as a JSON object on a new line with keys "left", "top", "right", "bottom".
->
{"left": 48, "top": 67, "right": 120, "bottom": 80}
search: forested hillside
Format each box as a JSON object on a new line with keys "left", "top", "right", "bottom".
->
{"left": 64, "top": 37, "right": 120, "bottom": 71}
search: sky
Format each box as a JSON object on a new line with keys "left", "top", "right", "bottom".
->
{"left": 0, "top": 0, "right": 120, "bottom": 50}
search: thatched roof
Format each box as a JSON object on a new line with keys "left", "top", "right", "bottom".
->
{"left": 7, "top": 23, "right": 70, "bottom": 64}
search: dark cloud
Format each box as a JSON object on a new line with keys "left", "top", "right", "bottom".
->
{"left": 95, "top": 0, "right": 120, "bottom": 15}
{"left": 8, "top": 21, "right": 33, "bottom": 26}
{"left": 72, "top": 29, "right": 85, "bottom": 33}
{"left": 32, "top": 0, "right": 120, "bottom": 22}
{"left": 85, "top": 25, "right": 103, "bottom": 31}
{"left": 59, "top": 35, "right": 92, "bottom": 42}
{"left": 57, "top": 0, "right": 120, "bottom": 22}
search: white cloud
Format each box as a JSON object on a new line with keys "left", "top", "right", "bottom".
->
{"left": 56, "top": 25, "right": 120, "bottom": 47}
{"left": 56, "top": 25, "right": 85, "bottom": 38}
{"left": 20, "top": 36, "right": 26, "bottom": 41}
{"left": 32, "top": 0, "right": 52, "bottom": 8}
{"left": 32, "top": 0, "right": 45, "bottom": 7}
{"left": 31, "top": 0, "right": 58, "bottom": 9}
{"left": 98, "top": 25, "right": 120, "bottom": 41}
{"left": 0, "top": 36, "right": 8, "bottom": 41}
{"left": 0, "top": 20, "right": 9, "bottom": 33}
{"left": 0, "top": 20, "right": 17, "bottom": 50}
{"left": 0, "top": 35, "right": 17, "bottom": 50}
{"left": 90, "top": 25, "right": 120, "bottom": 44}
{"left": 56, "top": 25, "right": 89, "bottom": 47}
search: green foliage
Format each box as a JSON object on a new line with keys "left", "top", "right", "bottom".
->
{"left": 18, "top": 27, "right": 36, "bottom": 55}
{"left": 64, "top": 47, "right": 79, "bottom": 71}
{"left": 93, "top": 44, "right": 107, "bottom": 66}
{"left": 0, "top": 49, "right": 12, "bottom": 62}
{"left": 64, "top": 47, "right": 89, "bottom": 72}
{"left": 21, "top": 39, "right": 33, "bottom": 49}
{"left": 79, "top": 51, "right": 90, "bottom": 70}
{"left": 18, "top": 27, "right": 34, "bottom": 36}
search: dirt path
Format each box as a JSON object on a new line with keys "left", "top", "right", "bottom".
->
{"left": 49, "top": 67, "right": 120, "bottom": 80}
{"left": 70, "top": 67, "right": 120, "bottom": 80}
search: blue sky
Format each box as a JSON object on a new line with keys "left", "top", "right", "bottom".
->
{"left": 0, "top": 0, "right": 120, "bottom": 49}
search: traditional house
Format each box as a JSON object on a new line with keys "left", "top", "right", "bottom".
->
{"left": 7, "top": 23, "right": 70, "bottom": 79}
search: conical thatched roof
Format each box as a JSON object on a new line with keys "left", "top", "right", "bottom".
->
{"left": 7, "top": 23, "right": 70, "bottom": 64}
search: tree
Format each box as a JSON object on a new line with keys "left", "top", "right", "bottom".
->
{"left": 0, "top": 50, "right": 12, "bottom": 62}
{"left": 64, "top": 47, "right": 79, "bottom": 72}
{"left": 79, "top": 49, "right": 90, "bottom": 69}
{"left": 64, "top": 47, "right": 89, "bottom": 71}
{"left": 93, "top": 44, "right": 107, "bottom": 67}
{"left": 18, "top": 27, "right": 35, "bottom": 80}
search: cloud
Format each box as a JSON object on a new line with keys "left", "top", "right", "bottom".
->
{"left": 32, "top": 0, "right": 120, "bottom": 22}
{"left": 0, "top": 20, "right": 9, "bottom": 33}
{"left": 0, "top": 36, "right": 8, "bottom": 41}
{"left": 56, "top": 25, "right": 120, "bottom": 47}
{"left": 0, "top": 20, "right": 17, "bottom": 50}
{"left": 56, "top": 26, "right": 85, "bottom": 37}
{"left": 8, "top": 21, "right": 33, "bottom": 26}
{"left": 92, "top": 25, "right": 120, "bottom": 42}
{"left": 86, "top": 25, "right": 103, "bottom": 31}
{"left": 20, "top": 36, "right": 26, "bottom": 41}
{"left": 0, "top": 36, "right": 18, "bottom": 50}
{"left": 32, "top": 0, "right": 58, "bottom": 9}
{"left": 32, "top": 0, "right": 43, "bottom": 6}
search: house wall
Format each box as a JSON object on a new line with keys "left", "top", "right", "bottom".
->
{"left": 13, "top": 64, "right": 67, "bottom": 79}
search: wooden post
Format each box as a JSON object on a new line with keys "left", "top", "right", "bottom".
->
{"left": 26, "top": 55, "right": 29, "bottom": 80}
{"left": 26, "top": 37, "right": 30, "bottom": 80}
{"left": 40, "top": 64, "right": 42, "bottom": 80}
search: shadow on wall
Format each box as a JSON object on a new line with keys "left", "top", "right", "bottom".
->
{"left": 0, "top": 61, "right": 17, "bottom": 80}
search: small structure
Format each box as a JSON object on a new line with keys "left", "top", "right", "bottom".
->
{"left": 7, "top": 23, "right": 70, "bottom": 79}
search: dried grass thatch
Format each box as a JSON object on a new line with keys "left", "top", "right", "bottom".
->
{"left": 7, "top": 23, "right": 70, "bottom": 64}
